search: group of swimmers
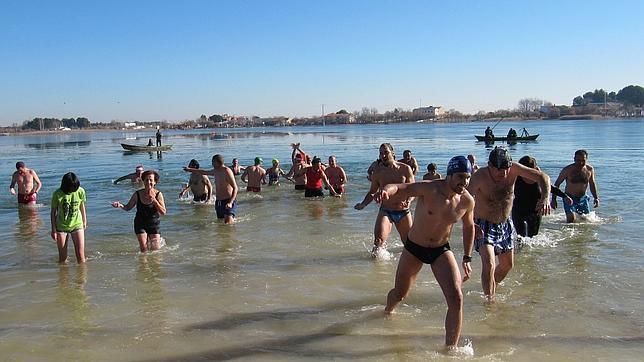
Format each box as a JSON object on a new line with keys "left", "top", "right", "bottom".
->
{"left": 9, "top": 142, "right": 599, "bottom": 350}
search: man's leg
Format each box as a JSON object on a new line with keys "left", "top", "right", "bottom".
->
{"left": 394, "top": 213, "right": 413, "bottom": 245}
{"left": 373, "top": 212, "right": 393, "bottom": 252}
{"left": 431, "top": 251, "right": 463, "bottom": 347}
{"left": 479, "top": 244, "right": 496, "bottom": 298}
{"left": 566, "top": 211, "right": 575, "bottom": 223}
{"left": 495, "top": 250, "right": 514, "bottom": 283}
{"left": 385, "top": 248, "right": 423, "bottom": 313}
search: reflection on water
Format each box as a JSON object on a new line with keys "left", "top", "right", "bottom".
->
{"left": 135, "top": 253, "right": 168, "bottom": 339}
{"left": 56, "top": 264, "right": 93, "bottom": 331}
{"left": 25, "top": 140, "right": 91, "bottom": 149}
{"left": 15, "top": 206, "right": 43, "bottom": 243}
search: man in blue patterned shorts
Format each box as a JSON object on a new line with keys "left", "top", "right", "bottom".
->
{"left": 552, "top": 149, "right": 600, "bottom": 223}
{"left": 467, "top": 147, "right": 551, "bottom": 300}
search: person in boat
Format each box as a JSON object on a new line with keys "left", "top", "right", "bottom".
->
{"left": 422, "top": 163, "right": 441, "bottom": 180}
{"left": 551, "top": 149, "right": 600, "bottom": 223}
{"left": 377, "top": 155, "right": 475, "bottom": 350}
{"left": 147, "top": 138, "right": 154, "bottom": 147}
{"left": 512, "top": 156, "right": 572, "bottom": 237}
{"left": 507, "top": 128, "right": 517, "bottom": 139}
{"left": 179, "top": 159, "right": 212, "bottom": 202}
{"left": 241, "top": 157, "right": 267, "bottom": 193}
{"left": 484, "top": 126, "right": 494, "bottom": 139}
{"left": 521, "top": 128, "right": 530, "bottom": 137}
{"left": 112, "top": 170, "right": 167, "bottom": 252}
{"left": 10, "top": 161, "right": 42, "bottom": 206}
{"left": 113, "top": 165, "right": 144, "bottom": 185}
{"left": 155, "top": 127, "right": 162, "bottom": 147}
{"left": 355, "top": 143, "right": 414, "bottom": 257}
{"left": 467, "top": 147, "right": 551, "bottom": 300}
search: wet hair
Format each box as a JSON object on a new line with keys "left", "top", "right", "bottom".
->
{"left": 16, "top": 161, "right": 25, "bottom": 170}
{"left": 488, "top": 147, "right": 512, "bottom": 169}
{"left": 312, "top": 156, "right": 321, "bottom": 164}
{"left": 574, "top": 149, "right": 588, "bottom": 158}
{"left": 60, "top": 172, "right": 80, "bottom": 194}
{"left": 188, "top": 159, "right": 200, "bottom": 169}
{"left": 329, "top": 155, "right": 337, "bottom": 162}
{"left": 518, "top": 155, "right": 536, "bottom": 169}
{"left": 427, "top": 163, "right": 437, "bottom": 171}
{"left": 380, "top": 143, "right": 394, "bottom": 153}
{"left": 142, "top": 170, "right": 160, "bottom": 183}
{"left": 212, "top": 154, "right": 224, "bottom": 166}
{"left": 403, "top": 150, "right": 411, "bottom": 155}
{"left": 232, "top": 158, "right": 239, "bottom": 163}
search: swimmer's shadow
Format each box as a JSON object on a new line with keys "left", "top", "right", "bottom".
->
{"left": 145, "top": 299, "right": 415, "bottom": 361}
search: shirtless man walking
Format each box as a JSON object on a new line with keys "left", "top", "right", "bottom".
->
{"left": 467, "top": 147, "right": 551, "bottom": 299}
{"left": 376, "top": 156, "right": 475, "bottom": 349}
{"left": 400, "top": 149, "right": 419, "bottom": 175}
{"left": 285, "top": 153, "right": 308, "bottom": 190}
{"left": 10, "top": 162, "right": 42, "bottom": 205}
{"left": 184, "top": 154, "right": 239, "bottom": 224}
{"left": 179, "top": 159, "right": 213, "bottom": 202}
{"left": 241, "top": 157, "right": 267, "bottom": 192}
{"left": 324, "top": 155, "right": 347, "bottom": 196}
{"left": 355, "top": 143, "right": 414, "bottom": 257}
{"left": 552, "top": 149, "right": 600, "bottom": 223}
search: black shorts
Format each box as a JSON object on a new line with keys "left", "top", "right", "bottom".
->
{"left": 193, "top": 193, "right": 208, "bottom": 202}
{"left": 294, "top": 184, "right": 306, "bottom": 191}
{"left": 304, "top": 188, "right": 324, "bottom": 197}
{"left": 404, "top": 238, "right": 450, "bottom": 264}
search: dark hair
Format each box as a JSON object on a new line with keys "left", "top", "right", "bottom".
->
{"left": 312, "top": 156, "right": 321, "bottom": 164}
{"left": 403, "top": 150, "right": 411, "bottom": 155}
{"left": 16, "top": 161, "right": 25, "bottom": 169}
{"left": 142, "top": 170, "right": 160, "bottom": 183}
{"left": 213, "top": 154, "right": 224, "bottom": 166}
{"left": 574, "top": 149, "right": 588, "bottom": 158}
{"left": 188, "top": 159, "right": 200, "bottom": 169}
{"left": 60, "top": 172, "right": 80, "bottom": 194}
{"left": 518, "top": 155, "right": 536, "bottom": 169}
{"left": 427, "top": 163, "right": 437, "bottom": 171}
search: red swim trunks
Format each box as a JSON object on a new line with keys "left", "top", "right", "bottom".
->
{"left": 18, "top": 193, "right": 37, "bottom": 204}
{"left": 246, "top": 186, "right": 261, "bottom": 193}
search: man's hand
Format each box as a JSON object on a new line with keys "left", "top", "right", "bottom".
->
{"left": 462, "top": 261, "right": 472, "bottom": 282}
{"left": 594, "top": 198, "right": 600, "bottom": 208}
{"left": 9, "top": 187, "right": 16, "bottom": 195}
{"left": 354, "top": 202, "right": 365, "bottom": 210}
{"left": 537, "top": 200, "right": 551, "bottom": 216}
{"left": 373, "top": 189, "right": 389, "bottom": 204}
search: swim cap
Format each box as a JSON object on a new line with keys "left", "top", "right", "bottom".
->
{"left": 488, "top": 147, "right": 512, "bottom": 169}
{"left": 446, "top": 156, "right": 472, "bottom": 175}
{"left": 254, "top": 157, "right": 263, "bottom": 165}
{"left": 135, "top": 165, "right": 144, "bottom": 172}
{"left": 188, "top": 159, "right": 199, "bottom": 169}
{"left": 272, "top": 158, "right": 279, "bottom": 164}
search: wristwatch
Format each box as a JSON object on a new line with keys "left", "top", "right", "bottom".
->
{"left": 463, "top": 255, "right": 472, "bottom": 263}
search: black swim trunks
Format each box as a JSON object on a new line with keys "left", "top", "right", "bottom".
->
{"left": 404, "top": 238, "right": 451, "bottom": 264}
{"left": 193, "top": 193, "right": 208, "bottom": 202}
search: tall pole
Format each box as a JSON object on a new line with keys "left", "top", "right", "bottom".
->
{"left": 321, "top": 104, "right": 326, "bottom": 126}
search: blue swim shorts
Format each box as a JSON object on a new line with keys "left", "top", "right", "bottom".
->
{"left": 215, "top": 198, "right": 236, "bottom": 219}
{"left": 563, "top": 194, "right": 591, "bottom": 215}
{"left": 474, "top": 218, "right": 516, "bottom": 255}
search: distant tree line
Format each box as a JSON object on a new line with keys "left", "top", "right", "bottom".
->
{"left": 573, "top": 85, "right": 644, "bottom": 107}
{"left": 22, "top": 117, "right": 90, "bottom": 130}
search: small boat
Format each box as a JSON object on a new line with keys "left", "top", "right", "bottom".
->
{"left": 474, "top": 134, "right": 539, "bottom": 142}
{"left": 121, "top": 143, "right": 172, "bottom": 152}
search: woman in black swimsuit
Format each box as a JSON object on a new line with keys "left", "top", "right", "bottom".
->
{"left": 112, "top": 170, "right": 167, "bottom": 252}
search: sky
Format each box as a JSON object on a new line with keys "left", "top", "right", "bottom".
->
{"left": 1, "top": 0, "right": 643, "bottom": 125}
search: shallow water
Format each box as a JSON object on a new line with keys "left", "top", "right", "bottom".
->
{"left": 1, "top": 120, "right": 643, "bottom": 361}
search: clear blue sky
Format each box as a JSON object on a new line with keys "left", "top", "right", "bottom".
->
{"left": 1, "top": 0, "right": 643, "bottom": 125}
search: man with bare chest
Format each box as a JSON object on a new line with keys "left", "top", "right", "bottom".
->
{"left": 184, "top": 155, "right": 238, "bottom": 224}
{"left": 180, "top": 159, "right": 212, "bottom": 202}
{"left": 467, "top": 147, "right": 551, "bottom": 299}
{"left": 355, "top": 143, "right": 414, "bottom": 257}
{"left": 552, "top": 149, "right": 599, "bottom": 223}
{"left": 241, "top": 157, "right": 267, "bottom": 192}
{"left": 10, "top": 162, "right": 42, "bottom": 205}
{"left": 375, "top": 156, "right": 475, "bottom": 350}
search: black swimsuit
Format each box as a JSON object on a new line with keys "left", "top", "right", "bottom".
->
{"left": 134, "top": 190, "right": 160, "bottom": 234}
{"left": 404, "top": 237, "right": 451, "bottom": 264}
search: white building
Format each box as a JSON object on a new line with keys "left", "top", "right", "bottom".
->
{"left": 412, "top": 106, "right": 445, "bottom": 119}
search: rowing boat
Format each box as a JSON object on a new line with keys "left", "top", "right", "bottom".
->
{"left": 474, "top": 134, "right": 539, "bottom": 142}
{"left": 121, "top": 143, "right": 172, "bottom": 151}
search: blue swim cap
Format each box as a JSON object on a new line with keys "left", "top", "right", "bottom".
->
{"left": 446, "top": 156, "right": 472, "bottom": 175}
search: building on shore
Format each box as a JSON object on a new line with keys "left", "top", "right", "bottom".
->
{"left": 412, "top": 106, "right": 445, "bottom": 119}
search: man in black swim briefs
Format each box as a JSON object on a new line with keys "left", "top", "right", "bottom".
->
{"left": 374, "top": 155, "right": 475, "bottom": 350}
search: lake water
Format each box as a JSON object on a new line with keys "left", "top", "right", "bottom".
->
{"left": 1, "top": 120, "right": 642, "bottom": 361}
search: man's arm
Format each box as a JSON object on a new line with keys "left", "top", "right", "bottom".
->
{"left": 113, "top": 173, "right": 132, "bottom": 184}
{"left": 320, "top": 171, "right": 338, "bottom": 196}
{"left": 355, "top": 177, "right": 380, "bottom": 210}
{"left": 204, "top": 176, "right": 213, "bottom": 201}
{"left": 339, "top": 167, "right": 348, "bottom": 185}
{"left": 461, "top": 200, "right": 475, "bottom": 282}
{"left": 373, "top": 181, "right": 426, "bottom": 204}
{"left": 589, "top": 166, "right": 599, "bottom": 207}
{"left": 411, "top": 158, "right": 419, "bottom": 175}
{"left": 31, "top": 171, "right": 41, "bottom": 194}
{"left": 225, "top": 168, "right": 238, "bottom": 206}
{"left": 9, "top": 173, "right": 17, "bottom": 194}
{"left": 240, "top": 168, "right": 249, "bottom": 184}
{"left": 293, "top": 166, "right": 308, "bottom": 178}
{"left": 515, "top": 163, "right": 551, "bottom": 214}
